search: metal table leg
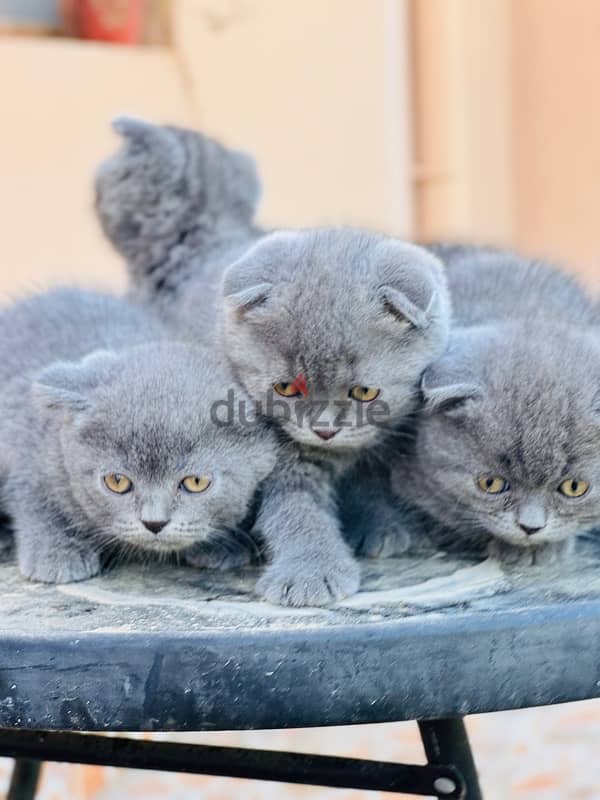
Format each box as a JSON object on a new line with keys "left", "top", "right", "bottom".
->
{"left": 6, "top": 759, "right": 42, "bottom": 800}
{"left": 419, "top": 718, "right": 482, "bottom": 800}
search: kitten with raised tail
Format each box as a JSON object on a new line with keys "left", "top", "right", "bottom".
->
{"left": 95, "top": 118, "right": 451, "bottom": 605}
{"left": 0, "top": 289, "right": 277, "bottom": 583}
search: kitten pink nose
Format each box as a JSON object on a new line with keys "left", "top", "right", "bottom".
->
{"left": 520, "top": 524, "right": 543, "bottom": 536}
{"left": 313, "top": 428, "right": 339, "bottom": 441}
{"left": 143, "top": 520, "right": 168, "bottom": 534}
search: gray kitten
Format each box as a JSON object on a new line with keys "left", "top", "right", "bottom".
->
{"left": 383, "top": 245, "right": 600, "bottom": 564}
{"left": 95, "top": 118, "right": 451, "bottom": 604}
{"left": 393, "top": 320, "right": 600, "bottom": 564}
{"left": 0, "top": 289, "right": 276, "bottom": 583}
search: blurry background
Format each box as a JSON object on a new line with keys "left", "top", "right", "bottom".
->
{"left": 2, "top": 0, "right": 600, "bottom": 293}
{"left": 1, "top": 0, "right": 600, "bottom": 798}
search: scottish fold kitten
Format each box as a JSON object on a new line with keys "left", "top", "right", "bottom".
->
{"left": 95, "top": 118, "right": 451, "bottom": 604}
{"left": 0, "top": 289, "right": 276, "bottom": 583}
{"left": 377, "top": 245, "right": 600, "bottom": 564}
{"left": 392, "top": 320, "right": 600, "bottom": 564}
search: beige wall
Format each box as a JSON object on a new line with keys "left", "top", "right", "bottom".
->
{"left": 4, "top": 1, "right": 600, "bottom": 294}
{"left": 0, "top": 37, "right": 193, "bottom": 296}
{"left": 412, "top": 0, "right": 600, "bottom": 284}
{"left": 511, "top": 0, "right": 600, "bottom": 282}
{"left": 412, "top": 0, "right": 514, "bottom": 247}
{"left": 173, "top": 0, "right": 414, "bottom": 236}
{"left": 0, "top": 1, "right": 417, "bottom": 299}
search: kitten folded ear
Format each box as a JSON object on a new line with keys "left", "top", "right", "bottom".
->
{"left": 378, "top": 286, "right": 431, "bottom": 328}
{"left": 420, "top": 326, "right": 491, "bottom": 416}
{"left": 32, "top": 350, "right": 121, "bottom": 413}
{"left": 421, "top": 376, "right": 483, "bottom": 416}
{"left": 225, "top": 282, "right": 273, "bottom": 318}
{"left": 223, "top": 232, "right": 301, "bottom": 320}
{"left": 374, "top": 240, "right": 449, "bottom": 328}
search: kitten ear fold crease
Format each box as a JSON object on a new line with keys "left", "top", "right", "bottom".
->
{"left": 32, "top": 350, "right": 121, "bottom": 413}
{"left": 421, "top": 378, "right": 484, "bottom": 416}
{"left": 225, "top": 282, "right": 273, "bottom": 319}
{"left": 31, "top": 381, "right": 88, "bottom": 413}
{"left": 379, "top": 286, "right": 429, "bottom": 328}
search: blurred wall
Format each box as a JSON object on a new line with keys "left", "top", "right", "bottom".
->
{"left": 172, "top": 0, "right": 414, "bottom": 236}
{"left": 0, "top": 0, "right": 414, "bottom": 298}
{"left": 412, "top": 0, "right": 514, "bottom": 248}
{"left": 0, "top": 37, "right": 193, "bottom": 295}
{"left": 512, "top": 0, "right": 600, "bottom": 281}
{"left": 2, "top": 0, "right": 600, "bottom": 294}
{"left": 412, "top": 0, "right": 600, "bottom": 284}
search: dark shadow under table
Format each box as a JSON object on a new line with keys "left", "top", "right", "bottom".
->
{"left": 1, "top": 538, "right": 600, "bottom": 798}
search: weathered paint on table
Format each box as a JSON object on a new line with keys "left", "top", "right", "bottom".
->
{"left": 0, "top": 537, "right": 599, "bottom": 732}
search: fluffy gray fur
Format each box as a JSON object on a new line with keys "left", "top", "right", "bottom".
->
{"left": 431, "top": 243, "right": 600, "bottom": 327}
{"left": 386, "top": 246, "right": 600, "bottom": 564}
{"left": 0, "top": 289, "right": 276, "bottom": 583}
{"left": 392, "top": 321, "right": 600, "bottom": 564}
{"left": 96, "top": 116, "right": 261, "bottom": 321}
{"left": 95, "top": 119, "right": 451, "bottom": 604}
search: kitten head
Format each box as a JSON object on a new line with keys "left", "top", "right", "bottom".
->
{"left": 221, "top": 229, "right": 450, "bottom": 453}
{"left": 399, "top": 323, "right": 600, "bottom": 549}
{"left": 33, "top": 343, "right": 277, "bottom": 553}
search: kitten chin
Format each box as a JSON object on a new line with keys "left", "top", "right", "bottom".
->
{"left": 114, "top": 530, "right": 209, "bottom": 553}
{"left": 280, "top": 421, "right": 381, "bottom": 453}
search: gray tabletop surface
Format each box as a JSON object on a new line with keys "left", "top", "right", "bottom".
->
{"left": 0, "top": 537, "right": 599, "bottom": 731}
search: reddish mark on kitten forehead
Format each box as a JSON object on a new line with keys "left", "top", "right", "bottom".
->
{"left": 290, "top": 373, "right": 309, "bottom": 398}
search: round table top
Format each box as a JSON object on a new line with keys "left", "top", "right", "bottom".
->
{"left": 1, "top": 537, "right": 600, "bottom": 732}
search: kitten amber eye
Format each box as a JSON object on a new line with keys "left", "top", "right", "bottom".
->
{"left": 558, "top": 478, "right": 589, "bottom": 498}
{"left": 104, "top": 473, "right": 133, "bottom": 494}
{"left": 477, "top": 476, "right": 509, "bottom": 494}
{"left": 273, "top": 382, "right": 301, "bottom": 398}
{"left": 181, "top": 475, "right": 211, "bottom": 494}
{"left": 349, "top": 386, "right": 380, "bottom": 402}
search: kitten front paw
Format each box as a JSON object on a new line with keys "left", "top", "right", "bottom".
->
{"left": 257, "top": 554, "right": 360, "bottom": 607}
{"left": 184, "top": 539, "right": 255, "bottom": 570}
{"left": 19, "top": 548, "right": 101, "bottom": 584}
